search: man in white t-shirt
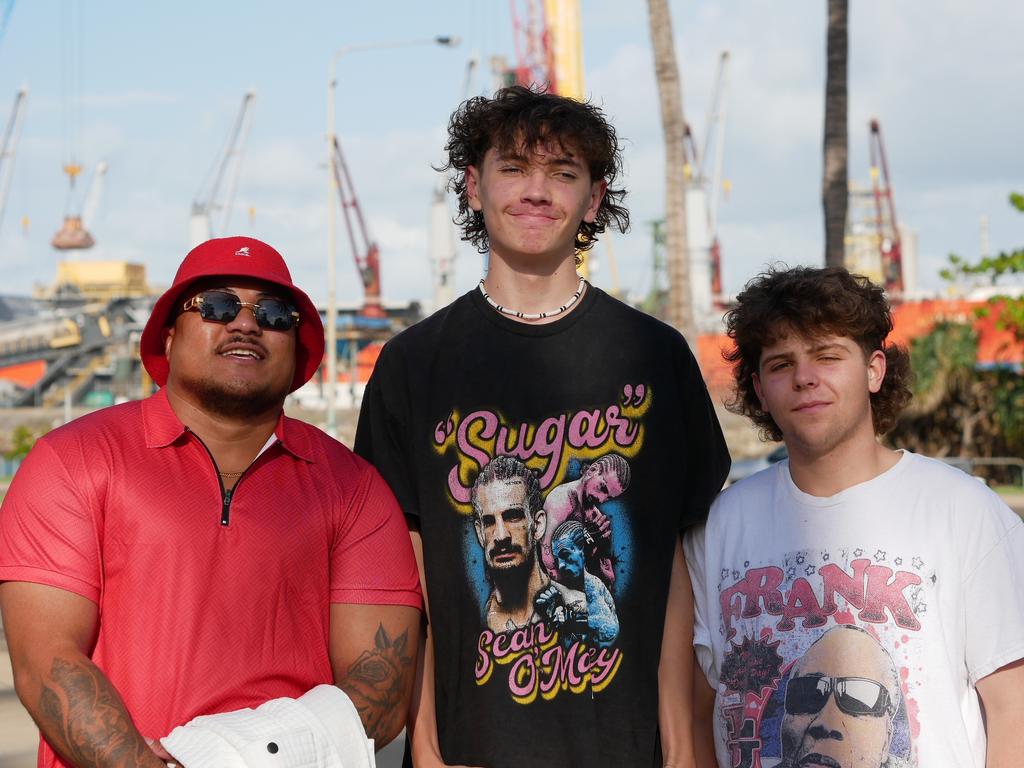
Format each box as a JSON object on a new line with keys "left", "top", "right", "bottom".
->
{"left": 685, "top": 266, "right": 1024, "bottom": 767}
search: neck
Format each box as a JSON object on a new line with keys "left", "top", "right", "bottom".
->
{"left": 164, "top": 383, "right": 280, "bottom": 469}
{"left": 563, "top": 572, "right": 584, "bottom": 592}
{"left": 483, "top": 253, "right": 584, "bottom": 325}
{"left": 787, "top": 438, "right": 901, "bottom": 497}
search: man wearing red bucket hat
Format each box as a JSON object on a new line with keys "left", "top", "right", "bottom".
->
{"left": 0, "top": 237, "right": 421, "bottom": 767}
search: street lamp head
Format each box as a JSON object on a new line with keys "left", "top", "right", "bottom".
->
{"left": 435, "top": 35, "right": 461, "bottom": 47}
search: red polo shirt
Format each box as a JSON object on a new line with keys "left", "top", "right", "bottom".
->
{"left": 0, "top": 389, "right": 420, "bottom": 768}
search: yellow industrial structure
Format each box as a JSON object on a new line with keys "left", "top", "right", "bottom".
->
{"left": 36, "top": 260, "right": 151, "bottom": 302}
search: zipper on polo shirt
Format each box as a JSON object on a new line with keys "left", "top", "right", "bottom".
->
{"left": 221, "top": 487, "right": 234, "bottom": 526}
{"left": 217, "top": 465, "right": 257, "bottom": 526}
{"left": 185, "top": 427, "right": 254, "bottom": 528}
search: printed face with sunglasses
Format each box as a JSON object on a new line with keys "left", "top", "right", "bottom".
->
{"left": 780, "top": 626, "right": 901, "bottom": 768}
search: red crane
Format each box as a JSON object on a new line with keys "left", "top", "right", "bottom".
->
{"left": 508, "top": 0, "right": 555, "bottom": 90}
{"left": 869, "top": 118, "right": 903, "bottom": 295}
{"left": 331, "top": 136, "right": 385, "bottom": 319}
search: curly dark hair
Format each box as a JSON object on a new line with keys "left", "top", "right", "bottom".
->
{"left": 724, "top": 265, "right": 913, "bottom": 441}
{"left": 438, "top": 85, "right": 630, "bottom": 261}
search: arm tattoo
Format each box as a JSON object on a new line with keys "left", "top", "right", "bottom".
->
{"left": 37, "top": 657, "right": 159, "bottom": 767}
{"left": 339, "top": 623, "right": 413, "bottom": 744}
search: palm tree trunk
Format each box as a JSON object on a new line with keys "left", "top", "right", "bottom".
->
{"left": 823, "top": 0, "right": 848, "bottom": 267}
{"left": 646, "top": 0, "right": 695, "bottom": 341}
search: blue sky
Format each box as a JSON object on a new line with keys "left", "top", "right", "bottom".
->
{"left": 0, "top": 1, "right": 1021, "bottom": 309}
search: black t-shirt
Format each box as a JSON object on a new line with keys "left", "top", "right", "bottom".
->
{"left": 355, "top": 286, "right": 730, "bottom": 768}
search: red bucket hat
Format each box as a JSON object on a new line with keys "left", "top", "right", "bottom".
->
{"left": 140, "top": 237, "right": 325, "bottom": 393}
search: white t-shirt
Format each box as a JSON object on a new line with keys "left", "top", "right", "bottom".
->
{"left": 685, "top": 451, "right": 1024, "bottom": 768}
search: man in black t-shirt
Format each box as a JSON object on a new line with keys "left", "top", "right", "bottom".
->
{"left": 355, "top": 86, "right": 730, "bottom": 767}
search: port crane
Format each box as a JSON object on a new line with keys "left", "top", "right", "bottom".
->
{"left": 869, "top": 118, "right": 903, "bottom": 294}
{"left": 0, "top": 0, "right": 13, "bottom": 47}
{"left": 331, "top": 136, "right": 385, "bottom": 319}
{"left": 51, "top": 0, "right": 98, "bottom": 250}
{"left": 700, "top": 51, "right": 731, "bottom": 300}
{"left": 0, "top": 87, "right": 27, "bottom": 236}
{"left": 80, "top": 161, "right": 107, "bottom": 233}
{"left": 508, "top": 0, "right": 555, "bottom": 90}
{"left": 648, "top": 51, "right": 731, "bottom": 317}
{"left": 190, "top": 91, "right": 255, "bottom": 246}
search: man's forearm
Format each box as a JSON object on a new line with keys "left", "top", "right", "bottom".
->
{"left": 337, "top": 622, "right": 415, "bottom": 747}
{"left": 408, "top": 620, "right": 449, "bottom": 767}
{"left": 976, "top": 659, "right": 1024, "bottom": 768}
{"left": 659, "top": 537, "right": 698, "bottom": 768}
{"left": 28, "top": 655, "right": 163, "bottom": 768}
{"left": 985, "top": 712, "right": 1024, "bottom": 768}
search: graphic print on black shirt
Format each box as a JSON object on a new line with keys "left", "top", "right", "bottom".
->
{"left": 431, "top": 382, "right": 652, "bottom": 704}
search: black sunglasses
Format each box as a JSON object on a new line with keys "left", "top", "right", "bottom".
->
{"left": 183, "top": 290, "right": 300, "bottom": 331}
{"left": 785, "top": 674, "right": 894, "bottom": 718}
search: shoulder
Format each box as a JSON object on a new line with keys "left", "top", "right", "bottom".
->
{"left": 6, "top": 402, "right": 145, "bottom": 507}
{"left": 715, "top": 462, "right": 779, "bottom": 508}
{"left": 591, "top": 290, "right": 687, "bottom": 343}
{"left": 901, "top": 451, "right": 1019, "bottom": 523}
{"left": 377, "top": 292, "right": 476, "bottom": 364}
{"left": 32, "top": 400, "right": 143, "bottom": 462}
{"left": 543, "top": 481, "right": 576, "bottom": 507}
{"left": 585, "top": 570, "right": 613, "bottom": 596}
{"left": 703, "top": 463, "right": 780, "bottom": 530}
{"left": 901, "top": 452, "right": 1006, "bottom": 500}
{"left": 282, "top": 415, "right": 379, "bottom": 486}
{"left": 586, "top": 291, "right": 702, "bottom": 380}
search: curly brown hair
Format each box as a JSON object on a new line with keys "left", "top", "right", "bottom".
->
{"left": 437, "top": 85, "right": 630, "bottom": 261}
{"left": 724, "top": 265, "right": 913, "bottom": 441}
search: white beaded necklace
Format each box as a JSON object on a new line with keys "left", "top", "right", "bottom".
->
{"left": 478, "top": 276, "right": 587, "bottom": 321}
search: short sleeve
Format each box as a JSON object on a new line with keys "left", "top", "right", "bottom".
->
{"left": 684, "top": 521, "right": 718, "bottom": 687}
{"left": 329, "top": 463, "right": 422, "bottom": 609}
{"left": 0, "top": 438, "right": 102, "bottom": 602}
{"left": 963, "top": 504, "right": 1024, "bottom": 685}
{"left": 354, "top": 344, "right": 419, "bottom": 520}
{"left": 675, "top": 337, "right": 731, "bottom": 530}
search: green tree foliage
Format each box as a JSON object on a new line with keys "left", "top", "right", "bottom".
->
{"left": 941, "top": 192, "right": 1024, "bottom": 340}
{"left": 893, "top": 192, "right": 1024, "bottom": 474}
{"left": 906, "top": 321, "right": 977, "bottom": 409}
{"left": 5, "top": 424, "right": 37, "bottom": 461}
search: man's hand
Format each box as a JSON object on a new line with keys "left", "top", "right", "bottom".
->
{"left": 147, "top": 738, "right": 182, "bottom": 766}
{"left": 583, "top": 506, "right": 612, "bottom": 542}
{"left": 534, "top": 583, "right": 569, "bottom": 627}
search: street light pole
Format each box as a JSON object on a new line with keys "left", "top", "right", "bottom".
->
{"left": 325, "top": 35, "right": 459, "bottom": 438}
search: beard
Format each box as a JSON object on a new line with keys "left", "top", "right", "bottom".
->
{"left": 186, "top": 372, "right": 287, "bottom": 419}
{"left": 488, "top": 549, "right": 536, "bottom": 610}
